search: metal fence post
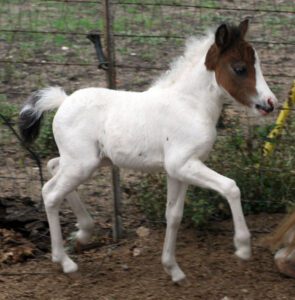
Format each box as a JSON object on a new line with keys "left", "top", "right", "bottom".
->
{"left": 103, "top": 0, "right": 123, "bottom": 242}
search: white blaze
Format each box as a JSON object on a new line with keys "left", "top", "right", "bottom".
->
{"left": 254, "top": 50, "right": 278, "bottom": 107}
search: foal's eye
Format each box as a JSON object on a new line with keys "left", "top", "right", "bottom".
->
{"left": 233, "top": 66, "right": 247, "bottom": 76}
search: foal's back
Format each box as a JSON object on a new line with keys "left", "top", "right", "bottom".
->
{"left": 53, "top": 87, "right": 172, "bottom": 170}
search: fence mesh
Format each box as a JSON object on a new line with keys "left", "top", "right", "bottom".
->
{"left": 0, "top": 1, "right": 294, "bottom": 217}
{"left": 111, "top": 1, "right": 294, "bottom": 98}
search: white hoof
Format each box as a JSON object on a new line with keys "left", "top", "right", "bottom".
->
{"left": 172, "top": 271, "right": 187, "bottom": 285}
{"left": 275, "top": 248, "right": 295, "bottom": 278}
{"left": 275, "top": 248, "right": 287, "bottom": 260}
{"left": 62, "top": 256, "right": 78, "bottom": 273}
{"left": 163, "top": 264, "right": 186, "bottom": 284}
{"left": 234, "top": 234, "right": 251, "bottom": 260}
{"left": 235, "top": 247, "right": 251, "bottom": 260}
{"left": 76, "top": 229, "right": 92, "bottom": 245}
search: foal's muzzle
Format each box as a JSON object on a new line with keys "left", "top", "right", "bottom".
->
{"left": 255, "top": 98, "right": 275, "bottom": 115}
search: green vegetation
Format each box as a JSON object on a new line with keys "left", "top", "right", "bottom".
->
{"left": 0, "top": 100, "right": 57, "bottom": 156}
{"left": 1, "top": 0, "right": 103, "bottom": 66}
{"left": 129, "top": 116, "right": 295, "bottom": 227}
{"left": 2, "top": 96, "right": 294, "bottom": 228}
{"left": 34, "top": 112, "right": 58, "bottom": 156}
{"left": 1, "top": 0, "right": 294, "bottom": 228}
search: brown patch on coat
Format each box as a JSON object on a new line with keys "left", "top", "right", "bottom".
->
{"left": 205, "top": 20, "right": 257, "bottom": 107}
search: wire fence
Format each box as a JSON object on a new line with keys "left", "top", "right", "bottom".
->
{"left": 1, "top": 1, "right": 294, "bottom": 99}
{"left": 0, "top": 1, "right": 294, "bottom": 221}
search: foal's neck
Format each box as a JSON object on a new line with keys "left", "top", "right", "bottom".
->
{"left": 175, "top": 56, "right": 225, "bottom": 126}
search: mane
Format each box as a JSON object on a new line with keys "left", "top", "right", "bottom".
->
{"left": 151, "top": 31, "right": 215, "bottom": 89}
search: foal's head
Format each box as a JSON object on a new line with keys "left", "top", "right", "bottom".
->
{"left": 205, "top": 19, "right": 277, "bottom": 115}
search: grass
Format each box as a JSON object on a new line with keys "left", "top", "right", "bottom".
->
{"left": 1, "top": 0, "right": 103, "bottom": 60}
{"left": 2, "top": 1, "right": 292, "bottom": 66}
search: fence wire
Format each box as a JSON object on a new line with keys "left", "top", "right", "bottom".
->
{"left": 0, "top": 1, "right": 294, "bottom": 218}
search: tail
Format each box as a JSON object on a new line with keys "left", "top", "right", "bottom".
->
{"left": 19, "top": 87, "right": 67, "bottom": 143}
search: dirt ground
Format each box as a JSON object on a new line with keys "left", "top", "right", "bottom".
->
{"left": 1, "top": 212, "right": 295, "bottom": 300}
{"left": 0, "top": 155, "right": 294, "bottom": 300}
{"left": 1, "top": 2, "right": 294, "bottom": 299}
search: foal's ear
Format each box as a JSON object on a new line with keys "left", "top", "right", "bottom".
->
{"left": 215, "top": 23, "right": 230, "bottom": 49}
{"left": 239, "top": 19, "right": 249, "bottom": 38}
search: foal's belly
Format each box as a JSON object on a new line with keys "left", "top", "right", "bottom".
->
{"left": 104, "top": 142, "right": 164, "bottom": 172}
{"left": 114, "top": 156, "right": 164, "bottom": 172}
{"left": 101, "top": 108, "right": 165, "bottom": 171}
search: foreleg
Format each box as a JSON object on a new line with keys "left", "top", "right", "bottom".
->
{"left": 166, "top": 159, "right": 251, "bottom": 260}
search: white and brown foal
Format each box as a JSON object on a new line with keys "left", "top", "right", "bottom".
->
{"left": 19, "top": 20, "right": 277, "bottom": 283}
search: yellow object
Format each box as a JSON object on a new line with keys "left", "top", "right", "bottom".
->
{"left": 263, "top": 80, "right": 295, "bottom": 157}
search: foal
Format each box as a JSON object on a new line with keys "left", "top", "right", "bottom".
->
{"left": 19, "top": 20, "right": 277, "bottom": 283}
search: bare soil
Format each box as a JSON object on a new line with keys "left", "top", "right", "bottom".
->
{"left": 1, "top": 2, "right": 295, "bottom": 299}
{"left": 1, "top": 156, "right": 293, "bottom": 300}
{"left": 1, "top": 211, "right": 295, "bottom": 300}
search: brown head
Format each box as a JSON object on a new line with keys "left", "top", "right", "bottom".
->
{"left": 205, "top": 20, "right": 277, "bottom": 115}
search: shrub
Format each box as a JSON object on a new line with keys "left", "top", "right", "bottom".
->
{"left": 34, "top": 112, "right": 58, "bottom": 157}
{"left": 0, "top": 101, "right": 57, "bottom": 157}
{"left": 131, "top": 116, "right": 295, "bottom": 228}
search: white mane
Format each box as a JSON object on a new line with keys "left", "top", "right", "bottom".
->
{"left": 152, "top": 32, "right": 215, "bottom": 89}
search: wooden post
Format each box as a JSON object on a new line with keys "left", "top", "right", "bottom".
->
{"left": 103, "top": 0, "right": 116, "bottom": 89}
{"left": 103, "top": 0, "right": 123, "bottom": 241}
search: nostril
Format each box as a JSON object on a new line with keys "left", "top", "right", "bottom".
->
{"left": 267, "top": 98, "right": 274, "bottom": 112}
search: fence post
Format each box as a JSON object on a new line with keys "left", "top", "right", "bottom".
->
{"left": 103, "top": 0, "right": 123, "bottom": 242}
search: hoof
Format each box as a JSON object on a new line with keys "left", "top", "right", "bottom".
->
{"left": 275, "top": 257, "right": 295, "bottom": 278}
{"left": 235, "top": 247, "right": 251, "bottom": 260}
{"left": 76, "top": 229, "right": 92, "bottom": 245}
{"left": 62, "top": 257, "right": 78, "bottom": 273}
{"left": 275, "top": 248, "right": 295, "bottom": 278}
{"left": 174, "top": 276, "right": 190, "bottom": 287}
{"left": 170, "top": 268, "right": 186, "bottom": 284}
{"left": 163, "top": 263, "right": 187, "bottom": 285}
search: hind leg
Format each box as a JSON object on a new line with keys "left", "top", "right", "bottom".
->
{"left": 47, "top": 158, "right": 95, "bottom": 244}
{"left": 162, "top": 176, "right": 188, "bottom": 283}
{"left": 43, "top": 156, "right": 100, "bottom": 273}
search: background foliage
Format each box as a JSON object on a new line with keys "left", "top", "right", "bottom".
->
{"left": 132, "top": 116, "right": 295, "bottom": 227}
{"left": 0, "top": 0, "right": 294, "bottom": 226}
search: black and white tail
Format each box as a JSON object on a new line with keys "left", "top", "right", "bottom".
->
{"left": 19, "top": 87, "right": 67, "bottom": 143}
